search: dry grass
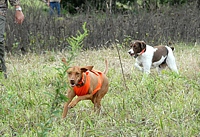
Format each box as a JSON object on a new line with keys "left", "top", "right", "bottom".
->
{"left": 0, "top": 43, "right": 200, "bottom": 136}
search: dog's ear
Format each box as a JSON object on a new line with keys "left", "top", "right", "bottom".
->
{"left": 66, "top": 67, "right": 72, "bottom": 73}
{"left": 140, "top": 41, "right": 146, "bottom": 49}
{"left": 130, "top": 41, "right": 134, "bottom": 46}
{"left": 81, "top": 66, "right": 94, "bottom": 72}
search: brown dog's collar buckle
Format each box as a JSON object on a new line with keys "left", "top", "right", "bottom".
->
{"left": 76, "top": 73, "right": 85, "bottom": 87}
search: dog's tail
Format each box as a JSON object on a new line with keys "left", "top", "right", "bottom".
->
{"left": 170, "top": 47, "right": 175, "bottom": 51}
{"left": 168, "top": 42, "right": 175, "bottom": 51}
{"left": 103, "top": 59, "right": 108, "bottom": 75}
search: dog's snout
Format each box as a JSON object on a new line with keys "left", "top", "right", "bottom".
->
{"left": 128, "top": 49, "right": 134, "bottom": 56}
{"left": 70, "top": 80, "right": 75, "bottom": 86}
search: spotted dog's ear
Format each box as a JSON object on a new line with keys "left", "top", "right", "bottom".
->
{"left": 140, "top": 41, "right": 146, "bottom": 49}
{"left": 80, "top": 66, "right": 94, "bottom": 72}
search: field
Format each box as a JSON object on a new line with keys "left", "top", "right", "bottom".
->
{"left": 0, "top": 42, "right": 200, "bottom": 137}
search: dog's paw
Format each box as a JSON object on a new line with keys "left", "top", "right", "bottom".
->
{"left": 62, "top": 115, "right": 66, "bottom": 119}
{"left": 68, "top": 100, "right": 77, "bottom": 108}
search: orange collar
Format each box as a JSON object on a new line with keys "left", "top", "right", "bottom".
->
{"left": 73, "top": 70, "right": 103, "bottom": 96}
{"left": 76, "top": 73, "right": 85, "bottom": 87}
{"left": 134, "top": 48, "right": 146, "bottom": 58}
{"left": 139, "top": 48, "right": 146, "bottom": 55}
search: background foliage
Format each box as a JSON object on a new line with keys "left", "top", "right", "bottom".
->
{"left": 60, "top": 0, "right": 199, "bottom": 13}
{"left": 5, "top": 0, "right": 200, "bottom": 54}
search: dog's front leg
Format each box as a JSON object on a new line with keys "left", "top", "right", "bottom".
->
{"left": 68, "top": 94, "right": 93, "bottom": 108}
{"left": 134, "top": 62, "right": 143, "bottom": 71}
{"left": 141, "top": 65, "right": 151, "bottom": 82}
{"left": 62, "top": 89, "right": 75, "bottom": 118}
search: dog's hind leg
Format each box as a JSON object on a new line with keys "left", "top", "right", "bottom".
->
{"left": 156, "top": 63, "right": 167, "bottom": 76}
{"left": 93, "top": 85, "right": 108, "bottom": 114}
{"left": 94, "top": 97, "right": 102, "bottom": 114}
{"left": 156, "top": 67, "right": 164, "bottom": 76}
{"left": 165, "top": 47, "right": 179, "bottom": 74}
{"left": 166, "top": 56, "right": 179, "bottom": 74}
{"left": 168, "top": 62, "right": 178, "bottom": 74}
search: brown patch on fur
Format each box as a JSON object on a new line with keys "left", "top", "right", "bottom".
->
{"left": 152, "top": 46, "right": 168, "bottom": 63}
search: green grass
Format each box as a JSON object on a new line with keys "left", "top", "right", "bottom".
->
{"left": 0, "top": 43, "right": 200, "bottom": 136}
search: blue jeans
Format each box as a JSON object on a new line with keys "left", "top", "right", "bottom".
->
{"left": 49, "top": 2, "right": 61, "bottom": 16}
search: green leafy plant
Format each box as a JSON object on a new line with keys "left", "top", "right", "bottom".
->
{"left": 37, "top": 22, "right": 88, "bottom": 137}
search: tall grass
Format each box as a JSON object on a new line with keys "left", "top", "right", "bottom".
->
{"left": 3, "top": 1, "right": 200, "bottom": 136}
{"left": 0, "top": 41, "right": 200, "bottom": 136}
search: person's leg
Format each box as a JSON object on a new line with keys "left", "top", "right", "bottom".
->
{"left": 0, "top": 15, "right": 7, "bottom": 78}
{"left": 49, "top": 2, "right": 55, "bottom": 16}
{"left": 56, "top": 2, "right": 61, "bottom": 16}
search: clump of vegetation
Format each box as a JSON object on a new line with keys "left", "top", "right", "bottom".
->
{"left": 1, "top": 41, "right": 200, "bottom": 136}
{"left": 0, "top": 22, "right": 88, "bottom": 137}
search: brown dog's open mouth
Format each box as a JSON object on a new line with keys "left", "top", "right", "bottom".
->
{"left": 70, "top": 80, "right": 76, "bottom": 87}
{"left": 70, "top": 84, "right": 76, "bottom": 87}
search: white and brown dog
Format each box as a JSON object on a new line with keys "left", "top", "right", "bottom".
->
{"left": 128, "top": 40, "right": 178, "bottom": 77}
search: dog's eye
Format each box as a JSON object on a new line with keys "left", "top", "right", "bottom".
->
{"left": 67, "top": 72, "right": 72, "bottom": 75}
{"left": 133, "top": 46, "right": 137, "bottom": 49}
{"left": 76, "top": 72, "right": 80, "bottom": 75}
{"left": 130, "top": 44, "right": 134, "bottom": 48}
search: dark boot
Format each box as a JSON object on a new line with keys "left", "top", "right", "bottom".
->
{"left": 0, "top": 57, "right": 7, "bottom": 79}
{"left": 0, "top": 15, "right": 7, "bottom": 79}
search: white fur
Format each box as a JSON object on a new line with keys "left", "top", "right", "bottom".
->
{"left": 129, "top": 45, "right": 179, "bottom": 76}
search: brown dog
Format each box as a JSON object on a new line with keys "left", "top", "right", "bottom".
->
{"left": 62, "top": 59, "right": 109, "bottom": 118}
